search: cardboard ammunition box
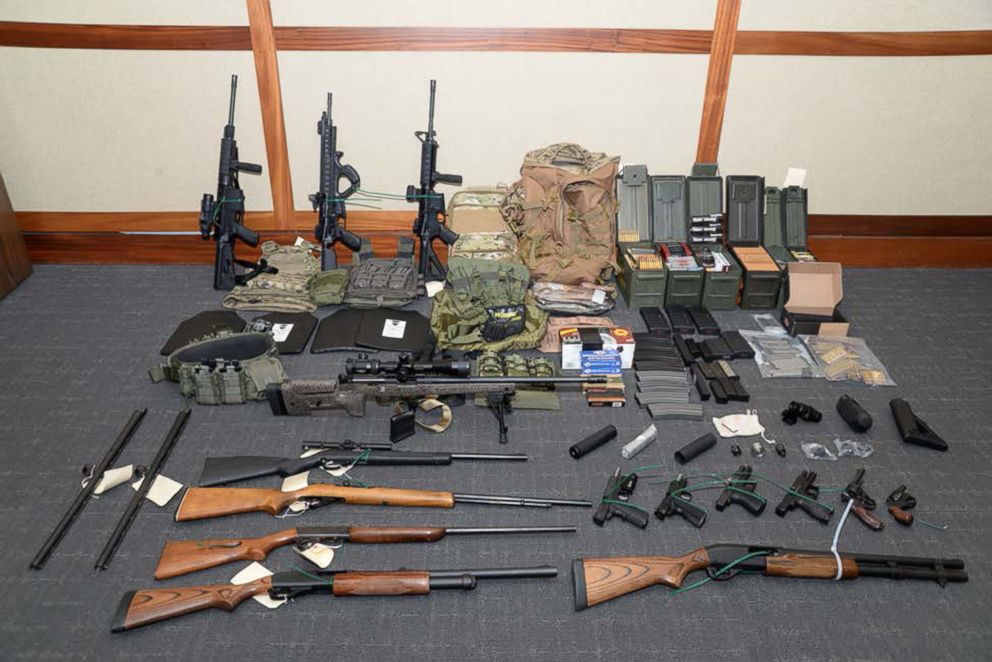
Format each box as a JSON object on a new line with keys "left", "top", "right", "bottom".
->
{"left": 560, "top": 327, "right": 635, "bottom": 371}
{"left": 731, "top": 246, "right": 781, "bottom": 309}
{"left": 780, "top": 262, "right": 849, "bottom": 337}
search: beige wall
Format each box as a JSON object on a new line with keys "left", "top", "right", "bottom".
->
{"left": 0, "top": 1, "right": 990, "bottom": 216}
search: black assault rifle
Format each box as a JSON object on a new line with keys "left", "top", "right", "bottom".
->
{"left": 310, "top": 93, "right": 362, "bottom": 270}
{"left": 406, "top": 80, "right": 462, "bottom": 281}
{"left": 199, "top": 75, "right": 272, "bottom": 290}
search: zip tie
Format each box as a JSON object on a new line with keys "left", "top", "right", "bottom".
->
{"left": 831, "top": 498, "right": 855, "bottom": 580}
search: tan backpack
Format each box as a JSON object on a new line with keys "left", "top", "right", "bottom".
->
{"left": 500, "top": 143, "right": 620, "bottom": 285}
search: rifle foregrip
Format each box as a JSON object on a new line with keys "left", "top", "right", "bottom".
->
{"left": 348, "top": 526, "right": 447, "bottom": 544}
{"left": 572, "top": 550, "right": 711, "bottom": 610}
{"left": 332, "top": 571, "right": 431, "bottom": 596}
{"left": 435, "top": 173, "right": 462, "bottom": 185}
{"left": 112, "top": 578, "right": 271, "bottom": 632}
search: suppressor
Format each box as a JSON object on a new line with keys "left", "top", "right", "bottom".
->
{"left": 674, "top": 433, "right": 717, "bottom": 464}
{"left": 569, "top": 425, "right": 617, "bottom": 459}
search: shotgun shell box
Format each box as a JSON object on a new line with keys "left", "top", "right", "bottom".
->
{"left": 560, "top": 327, "right": 636, "bottom": 371}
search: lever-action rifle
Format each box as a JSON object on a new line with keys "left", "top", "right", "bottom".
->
{"left": 155, "top": 524, "right": 575, "bottom": 579}
{"left": 573, "top": 544, "right": 967, "bottom": 609}
{"left": 310, "top": 93, "right": 362, "bottom": 270}
{"left": 175, "top": 484, "right": 591, "bottom": 521}
{"left": 406, "top": 79, "right": 462, "bottom": 281}
{"left": 198, "top": 441, "right": 527, "bottom": 486}
{"left": 266, "top": 373, "right": 603, "bottom": 445}
{"left": 114, "top": 565, "right": 557, "bottom": 631}
{"left": 199, "top": 74, "right": 271, "bottom": 290}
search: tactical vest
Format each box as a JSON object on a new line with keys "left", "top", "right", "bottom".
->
{"left": 223, "top": 240, "right": 320, "bottom": 313}
{"left": 500, "top": 143, "right": 620, "bottom": 285}
{"left": 430, "top": 257, "right": 547, "bottom": 352}
{"left": 149, "top": 331, "right": 286, "bottom": 405}
{"left": 342, "top": 238, "right": 420, "bottom": 309}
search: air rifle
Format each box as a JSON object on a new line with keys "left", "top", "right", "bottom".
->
{"left": 198, "top": 441, "right": 527, "bottom": 486}
{"left": 154, "top": 524, "right": 575, "bottom": 579}
{"left": 266, "top": 373, "right": 603, "bottom": 445}
{"left": 406, "top": 79, "right": 462, "bottom": 281}
{"left": 114, "top": 565, "right": 557, "bottom": 632}
{"left": 174, "top": 484, "right": 591, "bottom": 521}
{"left": 310, "top": 93, "right": 362, "bottom": 270}
{"left": 572, "top": 544, "right": 967, "bottom": 610}
{"left": 199, "top": 74, "right": 271, "bottom": 290}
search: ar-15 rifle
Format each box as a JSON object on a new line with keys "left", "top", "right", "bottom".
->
{"left": 198, "top": 441, "right": 527, "bottom": 486}
{"left": 406, "top": 79, "right": 462, "bottom": 281}
{"left": 174, "top": 484, "right": 591, "bottom": 522}
{"left": 572, "top": 544, "right": 967, "bottom": 610}
{"left": 114, "top": 565, "right": 556, "bottom": 631}
{"left": 154, "top": 524, "right": 574, "bottom": 579}
{"left": 199, "top": 74, "right": 272, "bottom": 290}
{"left": 266, "top": 373, "right": 603, "bottom": 445}
{"left": 310, "top": 93, "right": 362, "bottom": 270}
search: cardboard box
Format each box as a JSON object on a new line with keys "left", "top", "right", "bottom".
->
{"left": 560, "top": 327, "right": 635, "bottom": 371}
{"left": 780, "top": 262, "right": 850, "bottom": 337}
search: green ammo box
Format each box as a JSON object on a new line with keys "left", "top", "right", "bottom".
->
{"left": 696, "top": 244, "right": 741, "bottom": 310}
{"left": 616, "top": 166, "right": 668, "bottom": 308}
{"left": 763, "top": 186, "right": 812, "bottom": 307}
{"left": 687, "top": 163, "right": 722, "bottom": 217}
{"left": 653, "top": 174, "right": 703, "bottom": 307}
{"left": 727, "top": 175, "right": 780, "bottom": 309}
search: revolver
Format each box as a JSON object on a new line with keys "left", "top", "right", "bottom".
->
{"left": 841, "top": 469, "right": 884, "bottom": 531}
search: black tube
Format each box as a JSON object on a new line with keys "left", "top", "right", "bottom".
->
{"left": 453, "top": 493, "right": 592, "bottom": 508}
{"left": 446, "top": 526, "right": 576, "bottom": 535}
{"left": 30, "top": 409, "right": 147, "bottom": 570}
{"left": 569, "top": 425, "right": 617, "bottom": 459}
{"left": 430, "top": 566, "right": 558, "bottom": 580}
{"left": 674, "top": 433, "right": 717, "bottom": 464}
{"left": 94, "top": 409, "right": 190, "bottom": 571}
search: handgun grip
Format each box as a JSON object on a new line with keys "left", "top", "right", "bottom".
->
{"left": 234, "top": 224, "right": 260, "bottom": 247}
{"left": 851, "top": 504, "right": 885, "bottom": 531}
{"left": 800, "top": 500, "right": 833, "bottom": 524}
{"left": 676, "top": 500, "right": 707, "bottom": 528}
{"left": 436, "top": 223, "right": 459, "bottom": 246}
{"left": 730, "top": 491, "right": 766, "bottom": 516}
{"left": 614, "top": 504, "right": 649, "bottom": 529}
{"left": 889, "top": 505, "right": 914, "bottom": 525}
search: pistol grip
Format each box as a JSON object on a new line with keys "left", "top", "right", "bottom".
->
{"left": 851, "top": 504, "right": 885, "bottom": 531}
{"left": 801, "top": 500, "right": 833, "bottom": 524}
{"left": 733, "top": 492, "right": 766, "bottom": 516}
{"left": 889, "top": 505, "right": 914, "bottom": 526}
{"left": 677, "top": 501, "right": 707, "bottom": 528}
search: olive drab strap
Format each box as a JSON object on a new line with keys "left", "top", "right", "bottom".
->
{"left": 500, "top": 143, "right": 620, "bottom": 286}
{"left": 342, "top": 238, "right": 420, "bottom": 309}
{"left": 149, "top": 331, "right": 287, "bottom": 405}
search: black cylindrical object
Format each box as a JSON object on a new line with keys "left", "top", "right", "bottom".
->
{"left": 569, "top": 425, "right": 618, "bottom": 459}
{"left": 837, "top": 395, "right": 873, "bottom": 432}
{"left": 674, "top": 433, "right": 718, "bottom": 464}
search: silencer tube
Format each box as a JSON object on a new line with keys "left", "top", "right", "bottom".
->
{"left": 674, "top": 433, "right": 717, "bottom": 464}
{"left": 569, "top": 425, "right": 618, "bottom": 459}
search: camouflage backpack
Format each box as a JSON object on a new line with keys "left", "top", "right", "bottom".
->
{"left": 500, "top": 143, "right": 620, "bottom": 285}
{"left": 429, "top": 257, "right": 547, "bottom": 351}
{"left": 447, "top": 186, "right": 520, "bottom": 263}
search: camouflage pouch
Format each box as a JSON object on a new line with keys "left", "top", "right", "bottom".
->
{"left": 309, "top": 269, "right": 349, "bottom": 306}
{"left": 473, "top": 352, "right": 560, "bottom": 410}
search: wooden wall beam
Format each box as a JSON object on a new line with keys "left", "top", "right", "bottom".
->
{"left": 246, "top": 0, "right": 294, "bottom": 228}
{"left": 808, "top": 236, "right": 992, "bottom": 268}
{"left": 736, "top": 30, "right": 992, "bottom": 56}
{"left": 810, "top": 214, "right": 992, "bottom": 237}
{"left": 0, "top": 21, "right": 251, "bottom": 49}
{"left": 696, "top": 0, "right": 741, "bottom": 164}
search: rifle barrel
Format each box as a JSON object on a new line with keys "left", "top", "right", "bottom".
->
{"left": 430, "top": 566, "right": 558, "bottom": 580}
{"left": 454, "top": 493, "right": 592, "bottom": 508}
{"left": 449, "top": 453, "right": 528, "bottom": 462}
{"left": 427, "top": 79, "right": 436, "bottom": 136}
{"left": 228, "top": 75, "right": 238, "bottom": 125}
{"left": 446, "top": 526, "right": 576, "bottom": 535}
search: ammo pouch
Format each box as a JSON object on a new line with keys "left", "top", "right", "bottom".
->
{"left": 149, "top": 332, "right": 287, "bottom": 405}
{"left": 474, "top": 352, "right": 560, "bottom": 410}
{"left": 309, "top": 268, "right": 349, "bottom": 306}
{"left": 343, "top": 238, "right": 420, "bottom": 309}
{"left": 430, "top": 258, "right": 547, "bottom": 352}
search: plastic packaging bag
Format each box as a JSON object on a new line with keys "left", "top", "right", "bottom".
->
{"left": 801, "top": 442, "right": 836, "bottom": 461}
{"left": 752, "top": 313, "right": 787, "bottom": 335}
{"left": 833, "top": 437, "right": 874, "bottom": 459}
{"left": 739, "top": 330, "right": 822, "bottom": 379}
{"left": 800, "top": 335, "right": 896, "bottom": 386}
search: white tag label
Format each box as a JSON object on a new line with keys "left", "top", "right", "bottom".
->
{"left": 295, "top": 543, "right": 335, "bottom": 568}
{"left": 92, "top": 465, "right": 135, "bottom": 495}
{"left": 281, "top": 471, "right": 309, "bottom": 492}
{"left": 425, "top": 281, "right": 445, "bottom": 298}
{"left": 784, "top": 167, "right": 807, "bottom": 188}
{"left": 381, "top": 319, "right": 407, "bottom": 339}
{"left": 321, "top": 459, "right": 358, "bottom": 478}
{"left": 300, "top": 448, "right": 323, "bottom": 459}
{"left": 293, "top": 236, "right": 306, "bottom": 247}
{"left": 271, "top": 323, "right": 294, "bottom": 343}
{"left": 230, "top": 562, "right": 285, "bottom": 609}
{"left": 131, "top": 474, "right": 184, "bottom": 507}
{"left": 287, "top": 501, "right": 309, "bottom": 514}
{"left": 591, "top": 289, "right": 607, "bottom": 304}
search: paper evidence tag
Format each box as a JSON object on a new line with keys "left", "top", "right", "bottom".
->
{"left": 230, "top": 562, "right": 285, "bottom": 609}
{"left": 131, "top": 474, "right": 184, "bottom": 507}
{"left": 92, "top": 465, "right": 135, "bottom": 495}
{"left": 281, "top": 471, "right": 309, "bottom": 492}
{"left": 271, "top": 323, "right": 294, "bottom": 343}
{"left": 591, "top": 289, "right": 607, "bottom": 304}
{"left": 382, "top": 318, "right": 407, "bottom": 339}
{"left": 295, "top": 543, "right": 335, "bottom": 568}
{"left": 425, "top": 281, "right": 445, "bottom": 298}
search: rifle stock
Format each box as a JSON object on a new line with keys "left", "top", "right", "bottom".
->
{"left": 155, "top": 529, "right": 299, "bottom": 579}
{"left": 573, "top": 550, "right": 711, "bottom": 609}
{"left": 113, "top": 577, "right": 272, "bottom": 632}
{"left": 175, "top": 485, "right": 457, "bottom": 521}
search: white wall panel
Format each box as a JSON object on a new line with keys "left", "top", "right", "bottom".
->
{"left": 279, "top": 51, "right": 708, "bottom": 210}
{"left": 739, "top": 1, "right": 992, "bottom": 31}
{"left": 720, "top": 55, "right": 992, "bottom": 214}
{"left": 0, "top": 49, "right": 270, "bottom": 211}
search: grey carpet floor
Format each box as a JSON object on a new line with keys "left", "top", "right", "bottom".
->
{"left": 1, "top": 265, "right": 990, "bottom": 661}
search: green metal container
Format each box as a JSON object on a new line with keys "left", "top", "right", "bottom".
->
{"left": 697, "top": 244, "right": 742, "bottom": 310}
{"left": 617, "top": 241, "right": 667, "bottom": 308}
{"left": 739, "top": 268, "right": 782, "bottom": 309}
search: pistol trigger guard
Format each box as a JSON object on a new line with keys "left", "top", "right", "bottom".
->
{"left": 706, "top": 565, "right": 742, "bottom": 582}
{"left": 276, "top": 496, "right": 342, "bottom": 518}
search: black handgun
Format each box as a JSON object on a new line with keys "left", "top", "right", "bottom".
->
{"left": 775, "top": 470, "right": 832, "bottom": 523}
{"left": 715, "top": 465, "right": 766, "bottom": 516}
{"left": 841, "top": 469, "right": 884, "bottom": 531}
{"left": 594, "top": 468, "right": 649, "bottom": 529}
{"left": 655, "top": 474, "right": 707, "bottom": 528}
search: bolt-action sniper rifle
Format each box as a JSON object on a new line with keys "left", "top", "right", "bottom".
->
{"left": 310, "top": 93, "right": 362, "bottom": 270}
{"left": 154, "top": 524, "right": 575, "bottom": 579}
{"left": 199, "top": 74, "right": 272, "bottom": 290}
{"left": 406, "top": 79, "right": 462, "bottom": 281}
{"left": 198, "top": 441, "right": 527, "bottom": 486}
{"left": 266, "top": 371, "right": 604, "bottom": 445}
{"left": 114, "top": 565, "right": 557, "bottom": 632}
{"left": 573, "top": 544, "right": 967, "bottom": 610}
